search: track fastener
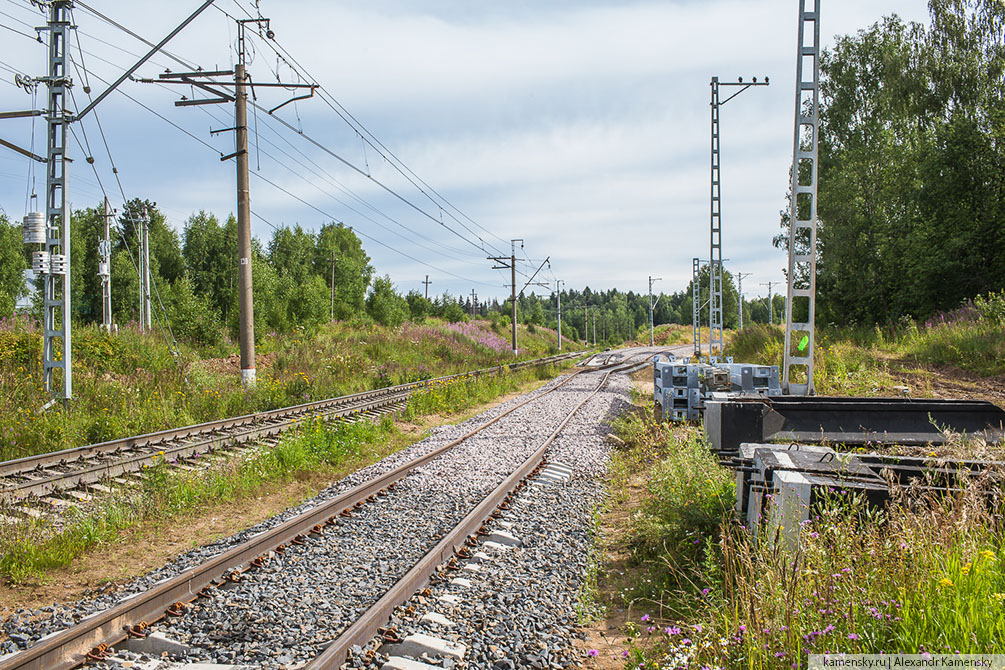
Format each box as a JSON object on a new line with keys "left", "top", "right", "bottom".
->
{"left": 125, "top": 622, "right": 149, "bottom": 639}
{"left": 166, "top": 601, "right": 188, "bottom": 617}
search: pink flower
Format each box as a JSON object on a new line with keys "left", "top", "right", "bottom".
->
{"left": 621, "top": 650, "right": 629, "bottom": 658}
{"left": 665, "top": 626, "right": 681, "bottom": 635}
{"left": 587, "top": 649, "right": 599, "bottom": 657}
{"left": 848, "top": 633, "right": 860, "bottom": 640}
{"left": 640, "top": 614, "right": 650, "bottom": 622}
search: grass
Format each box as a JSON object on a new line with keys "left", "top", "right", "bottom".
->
{"left": 0, "top": 316, "right": 571, "bottom": 460}
{"left": 726, "top": 291, "right": 1005, "bottom": 395}
{"left": 596, "top": 385, "right": 1005, "bottom": 669}
{"left": 0, "top": 359, "right": 572, "bottom": 584}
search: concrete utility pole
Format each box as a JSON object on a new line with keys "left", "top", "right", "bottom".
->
{"left": 470, "top": 289, "right": 477, "bottom": 316}
{"left": 592, "top": 311, "right": 597, "bottom": 346}
{"left": 234, "top": 60, "right": 256, "bottom": 386}
{"left": 584, "top": 305, "right": 589, "bottom": 346}
{"left": 144, "top": 16, "right": 315, "bottom": 387}
{"left": 736, "top": 272, "right": 753, "bottom": 330}
{"left": 330, "top": 251, "right": 336, "bottom": 322}
{"left": 100, "top": 198, "right": 114, "bottom": 332}
{"left": 649, "top": 276, "right": 662, "bottom": 347}
{"left": 555, "top": 280, "right": 564, "bottom": 352}
{"left": 761, "top": 281, "right": 777, "bottom": 325}
{"left": 709, "top": 75, "right": 769, "bottom": 356}
{"left": 423, "top": 275, "right": 431, "bottom": 300}
{"left": 488, "top": 239, "right": 523, "bottom": 356}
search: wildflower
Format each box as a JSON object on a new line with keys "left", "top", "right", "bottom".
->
{"left": 738, "top": 625, "right": 746, "bottom": 633}
{"left": 682, "top": 638, "right": 692, "bottom": 645}
{"left": 665, "top": 626, "right": 681, "bottom": 635}
{"left": 693, "top": 624, "right": 703, "bottom": 633}
{"left": 622, "top": 650, "right": 629, "bottom": 658}
{"left": 587, "top": 649, "right": 598, "bottom": 658}
{"left": 982, "top": 550, "right": 997, "bottom": 562}
{"left": 641, "top": 614, "right": 650, "bottom": 622}
{"left": 962, "top": 562, "right": 972, "bottom": 575}
{"left": 701, "top": 588, "right": 710, "bottom": 596}
{"left": 848, "top": 633, "right": 860, "bottom": 640}
{"left": 939, "top": 577, "right": 954, "bottom": 588}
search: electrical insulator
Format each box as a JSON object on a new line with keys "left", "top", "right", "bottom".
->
{"left": 32, "top": 250, "right": 50, "bottom": 275}
{"left": 98, "top": 261, "right": 110, "bottom": 278}
{"left": 49, "top": 254, "right": 68, "bottom": 275}
{"left": 22, "top": 212, "right": 45, "bottom": 245}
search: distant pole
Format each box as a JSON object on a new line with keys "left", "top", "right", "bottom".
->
{"left": 649, "top": 276, "right": 662, "bottom": 347}
{"left": 140, "top": 209, "right": 151, "bottom": 333}
{"left": 584, "top": 305, "right": 588, "bottom": 346}
{"left": 423, "top": 275, "right": 431, "bottom": 300}
{"left": 592, "top": 310, "right": 597, "bottom": 345}
{"left": 736, "top": 272, "right": 752, "bottom": 330}
{"left": 555, "top": 280, "right": 564, "bottom": 352}
{"left": 761, "top": 281, "right": 776, "bottom": 325}
{"left": 100, "top": 198, "right": 113, "bottom": 332}
{"left": 470, "top": 288, "right": 477, "bottom": 316}
{"left": 330, "top": 250, "right": 335, "bottom": 322}
{"left": 510, "top": 240, "right": 518, "bottom": 356}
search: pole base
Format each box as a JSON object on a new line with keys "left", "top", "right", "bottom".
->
{"left": 241, "top": 368, "right": 257, "bottom": 387}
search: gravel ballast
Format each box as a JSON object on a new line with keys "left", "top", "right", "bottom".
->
{"left": 2, "top": 346, "right": 678, "bottom": 669}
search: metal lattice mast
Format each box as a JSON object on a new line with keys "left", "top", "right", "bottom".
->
{"left": 42, "top": 0, "right": 73, "bottom": 402}
{"left": 783, "top": 0, "right": 821, "bottom": 396}
{"left": 709, "top": 78, "right": 723, "bottom": 357}
{"left": 708, "top": 76, "right": 769, "bottom": 357}
{"left": 692, "top": 257, "right": 701, "bottom": 357}
{"left": 100, "top": 197, "right": 113, "bottom": 332}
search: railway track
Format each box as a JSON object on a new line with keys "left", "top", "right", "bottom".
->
{"left": 0, "top": 348, "right": 664, "bottom": 670}
{"left": 0, "top": 351, "right": 585, "bottom": 513}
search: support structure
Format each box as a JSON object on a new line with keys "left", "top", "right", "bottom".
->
{"left": 144, "top": 16, "right": 314, "bottom": 387}
{"left": 736, "top": 272, "right": 752, "bottom": 330}
{"left": 423, "top": 275, "right": 431, "bottom": 300}
{"left": 488, "top": 239, "right": 523, "bottom": 356}
{"left": 0, "top": 0, "right": 215, "bottom": 404}
{"left": 554, "top": 280, "right": 563, "bottom": 352}
{"left": 709, "top": 76, "right": 769, "bottom": 357}
{"left": 330, "top": 251, "right": 336, "bottom": 322}
{"left": 648, "top": 276, "right": 662, "bottom": 347}
{"left": 41, "top": 0, "right": 73, "bottom": 402}
{"left": 761, "top": 281, "right": 778, "bottom": 325}
{"left": 470, "top": 289, "right": 478, "bottom": 317}
{"left": 692, "top": 258, "right": 701, "bottom": 357}
{"left": 140, "top": 209, "right": 151, "bottom": 332}
{"left": 100, "top": 198, "right": 113, "bottom": 332}
{"left": 783, "top": 0, "right": 821, "bottom": 396}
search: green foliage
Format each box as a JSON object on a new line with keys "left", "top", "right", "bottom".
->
{"left": 0, "top": 215, "right": 27, "bottom": 316}
{"left": 803, "top": 2, "right": 1005, "bottom": 325}
{"left": 366, "top": 275, "right": 409, "bottom": 327}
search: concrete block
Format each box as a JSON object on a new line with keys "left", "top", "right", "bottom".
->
{"left": 496, "top": 521, "right": 514, "bottom": 530}
{"left": 395, "top": 633, "right": 466, "bottom": 661}
{"left": 420, "top": 611, "right": 456, "bottom": 627}
{"left": 485, "top": 529, "right": 522, "bottom": 547}
{"left": 437, "top": 594, "right": 460, "bottom": 605}
{"left": 482, "top": 541, "right": 511, "bottom": 551}
{"left": 381, "top": 657, "right": 441, "bottom": 670}
{"left": 124, "top": 631, "right": 191, "bottom": 656}
{"left": 470, "top": 551, "right": 492, "bottom": 563}
{"left": 461, "top": 563, "right": 481, "bottom": 573}
{"left": 449, "top": 577, "right": 472, "bottom": 587}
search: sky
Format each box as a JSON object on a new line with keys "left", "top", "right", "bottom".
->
{"left": 0, "top": 0, "right": 932, "bottom": 305}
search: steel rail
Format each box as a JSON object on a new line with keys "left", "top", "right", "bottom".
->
{"left": 0, "top": 360, "right": 600, "bottom": 670}
{"left": 0, "top": 352, "right": 586, "bottom": 501}
{"left": 305, "top": 370, "right": 616, "bottom": 668}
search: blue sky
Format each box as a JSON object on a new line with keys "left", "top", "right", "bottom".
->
{"left": 0, "top": 0, "right": 931, "bottom": 304}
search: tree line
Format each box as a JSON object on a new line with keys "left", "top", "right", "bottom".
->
{"left": 803, "top": 0, "right": 1005, "bottom": 324}
{"left": 0, "top": 199, "right": 786, "bottom": 348}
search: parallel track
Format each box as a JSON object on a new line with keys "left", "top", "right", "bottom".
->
{"left": 0, "top": 352, "right": 585, "bottom": 505}
{"left": 0, "top": 353, "right": 642, "bottom": 670}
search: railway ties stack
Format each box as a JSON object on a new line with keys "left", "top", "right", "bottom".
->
{"left": 703, "top": 395, "right": 1005, "bottom": 546}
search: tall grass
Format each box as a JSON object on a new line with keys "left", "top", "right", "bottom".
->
{"left": 612, "top": 411, "right": 1005, "bottom": 668}
{"left": 0, "top": 317, "right": 567, "bottom": 460}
